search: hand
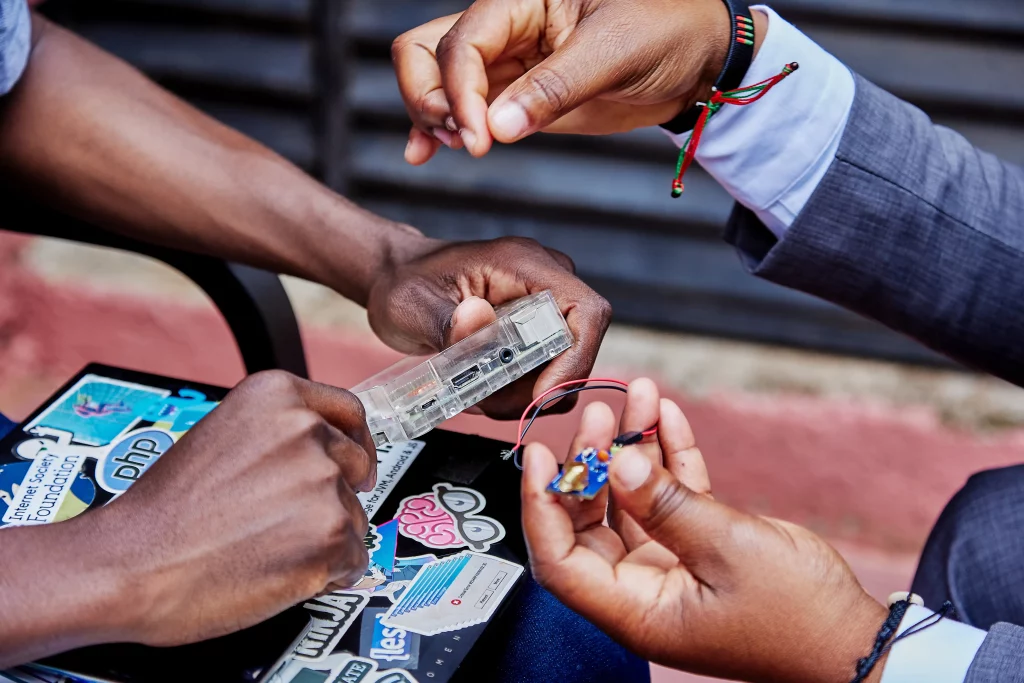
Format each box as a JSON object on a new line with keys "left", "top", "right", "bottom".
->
{"left": 368, "top": 236, "right": 611, "bottom": 419}
{"left": 93, "top": 371, "right": 376, "bottom": 647}
{"left": 521, "top": 379, "right": 889, "bottom": 683}
{"left": 393, "top": 0, "right": 766, "bottom": 163}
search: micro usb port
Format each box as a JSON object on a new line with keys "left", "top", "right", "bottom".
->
{"left": 451, "top": 365, "right": 480, "bottom": 389}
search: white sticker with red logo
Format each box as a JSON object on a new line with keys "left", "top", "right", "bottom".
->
{"left": 380, "top": 551, "right": 522, "bottom": 636}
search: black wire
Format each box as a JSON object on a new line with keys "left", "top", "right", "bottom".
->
{"left": 513, "top": 385, "right": 628, "bottom": 470}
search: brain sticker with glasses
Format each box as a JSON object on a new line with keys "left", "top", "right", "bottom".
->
{"left": 394, "top": 483, "right": 506, "bottom": 552}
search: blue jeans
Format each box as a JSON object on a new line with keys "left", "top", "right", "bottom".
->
{"left": 460, "top": 573, "right": 651, "bottom": 682}
{"left": 0, "top": 412, "right": 14, "bottom": 439}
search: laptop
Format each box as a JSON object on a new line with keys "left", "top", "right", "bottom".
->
{"left": 0, "top": 365, "right": 527, "bottom": 683}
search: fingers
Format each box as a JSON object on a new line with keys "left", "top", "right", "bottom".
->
{"left": 609, "top": 448, "right": 733, "bottom": 575}
{"left": 658, "top": 398, "right": 711, "bottom": 495}
{"left": 323, "top": 429, "right": 377, "bottom": 495}
{"left": 561, "top": 401, "right": 616, "bottom": 531}
{"left": 405, "top": 127, "right": 443, "bottom": 166}
{"left": 618, "top": 379, "right": 661, "bottom": 457}
{"left": 486, "top": 20, "right": 620, "bottom": 143}
{"left": 447, "top": 296, "right": 498, "bottom": 345}
{"left": 521, "top": 442, "right": 578, "bottom": 568}
{"left": 611, "top": 378, "right": 662, "bottom": 545}
{"left": 326, "top": 479, "right": 372, "bottom": 589}
{"left": 568, "top": 401, "right": 616, "bottom": 458}
{"left": 393, "top": 14, "right": 460, "bottom": 132}
{"left": 521, "top": 442, "right": 623, "bottom": 608}
{"left": 434, "top": 0, "right": 547, "bottom": 156}
{"left": 294, "top": 378, "right": 377, "bottom": 492}
{"left": 533, "top": 283, "right": 612, "bottom": 401}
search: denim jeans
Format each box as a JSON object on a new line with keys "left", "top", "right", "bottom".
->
{"left": 0, "top": 411, "right": 650, "bottom": 681}
{"left": 0, "top": 411, "right": 14, "bottom": 439}
{"left": 460, "top": 572, "right": 651, "bottom": 682}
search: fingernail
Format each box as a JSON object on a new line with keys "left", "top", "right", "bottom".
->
{"left": 432, "top": 127, "right": 453, "bottom": 147}
{"left": 444, "top": 115, "right": 458, "bottom": 132}
{"left": 490, "top": 102, "right": 529, "bottom": 140}
{"left": 450, "top": 305, "right": 459, "bottom": 327}
{"left": 612, "top": 450, "right": 651, "bottom": 491}
{"left": 459, "top": 128, "right": 477, "bottom": 151}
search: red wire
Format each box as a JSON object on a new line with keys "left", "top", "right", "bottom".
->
{"left": 513, "top": 378, "right": 660, "bottom": 451}
{"left": 514, "top": 378, "right": 629, "bottom": 450}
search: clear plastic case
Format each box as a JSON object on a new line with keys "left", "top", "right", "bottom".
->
{"left": 353, "top": 290, "right": 573, "bottom": 446}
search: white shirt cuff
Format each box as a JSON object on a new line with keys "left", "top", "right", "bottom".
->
{"left": 661, "top": 5, "right": 855, "bottom": 238}
{"left": 879, "top": 605, "right": 987, "bottom": 683}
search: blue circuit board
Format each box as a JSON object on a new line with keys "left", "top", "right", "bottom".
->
{"left": 547, "top": 447, "right": 612, "bottom": 500}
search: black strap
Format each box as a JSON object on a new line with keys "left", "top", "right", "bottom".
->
{"left": 660, "top": 0, "right": 756, "bottom": 134}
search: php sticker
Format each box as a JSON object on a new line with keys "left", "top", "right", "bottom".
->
{"left": 95, "top": 428, "right": 175, "bottom": 495}
{"left": 394, "top": 483, "right": 505, "bottom": 552}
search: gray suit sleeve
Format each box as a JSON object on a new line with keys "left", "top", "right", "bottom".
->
{"left": 966, "top": 624, "right": 1024, "bottom": 683}
{"left": 724, "top": 74, "right": 1024, "bottom": 385}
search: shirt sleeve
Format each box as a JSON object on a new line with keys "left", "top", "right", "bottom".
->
{"left": 0, "top": 0, "right": 30, "bottom": 96}
{"left": 661, "top": 4, "right": 855, "bottom": 238}
{"left": 880, "top": 605, "right": 988, "bottom": 683}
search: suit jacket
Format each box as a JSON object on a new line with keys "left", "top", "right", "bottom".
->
{"left": 723, "top": 75, "right": 1024, "bottom": 682}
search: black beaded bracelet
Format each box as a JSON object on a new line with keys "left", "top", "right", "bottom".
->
{"left": 659, "top": 0, "right": 756, "bottom": 134}
{"left": 850, "top": 593, "right": 957, "bottom": 683}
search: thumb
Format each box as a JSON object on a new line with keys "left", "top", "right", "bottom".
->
{"left": 609, "top": 447, "right": 734, "bottom": 574}
{"left": 448, "top": 296, "right": 498, "bottom": 345}
{"left": 487, "top": 24, "right": 619, "bottom": 143}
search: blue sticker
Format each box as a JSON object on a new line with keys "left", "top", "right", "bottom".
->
{"left": 0, "top": 460, "right": 30, "bottom": 520}
{"left": 96, "top": 429, "right": 175, "bottom": 494}
{"left": 359, "top": 608, "right": 420, "bottom": 669}
{"left": 144, "top": 389, "right": 219, "bottom": 432}
{"left": 25, "top": 376, "right": 170, "bottom": 446}
{"left": 355, "top": 520, "right": 399, "bottom": 592}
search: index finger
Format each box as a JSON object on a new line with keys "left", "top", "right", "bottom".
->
{"left": 521, "top": 443, "right": 623, "bottom": 612}
{"left": 392, "top": 14, "right": 461, "bottom": 132}
{"left": 434, "top": 0, "right": 546, "bottom": 156}
{"left": 534, "top": 282, "right": 613, "bottom": 399}
{"left": 294, "top": 378, "right": 378, "bottom": 490}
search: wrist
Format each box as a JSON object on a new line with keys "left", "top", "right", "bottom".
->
{"left": 824, "top": 595, "right": 891, "bottom": 683}
{"left": 300, "top": 194, "right": 439, "bottom": 306}
{"left": 59, "top": 507, "right": 154, "bottom": 643}
{"left": 0, "top": 513, "right": 142, "bottom": 665}
{"left": 691, "top": 5, "right": 769, "bottom": 107}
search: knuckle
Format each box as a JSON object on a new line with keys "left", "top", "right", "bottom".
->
{"left": 390, "top": 33, "right": 412, "bottom": 63}
{"left": 242, "top": 369, "right": 296, "bottom": 395}
{"left": 316, "top": 456, "right": 343, "bottom": 484}
{"left": 317, "top": 501, "right": 352, "bottom": 543}
{"left": 500, "top": 235, "right": 541, "bottom": 252}
{"left": 341, "top": 389, "right": 367, "bottom": 423}
{"left": 282, "top": 408, "right": 325, "bottom": 440}
{"left": 645, "top": 479, "right": 692, "bottom": 538}
{"left": 525, "top": 66, "right": 575, "bottom": 114}
{"left": 435, "top": 30, "right": 460, "bottom": 64}
{"left": 594, "top": 295, "right": 613, "bottom": 324}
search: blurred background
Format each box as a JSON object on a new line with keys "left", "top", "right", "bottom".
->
{"left": 2, "top": 0, "right": 1023, "bottom": 680}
